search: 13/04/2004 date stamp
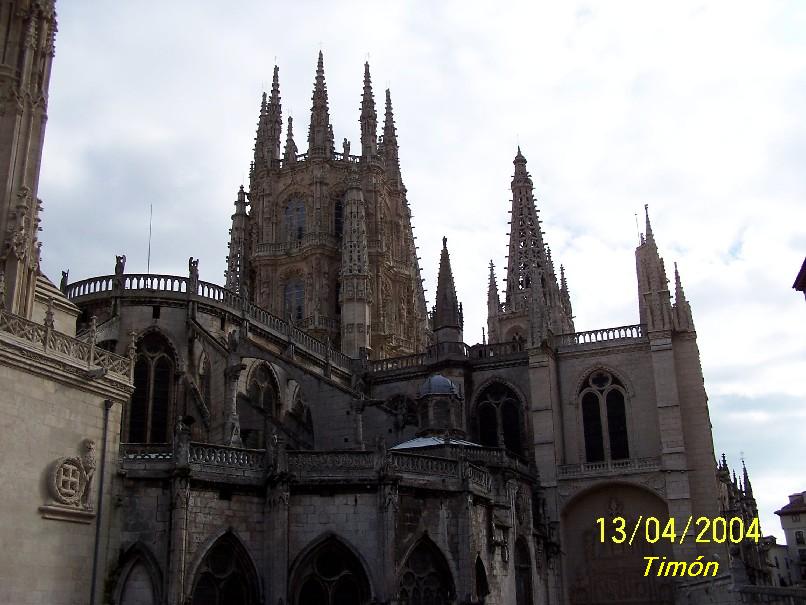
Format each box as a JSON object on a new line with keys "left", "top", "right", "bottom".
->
{"left": 596, "top": 515, "right": 760, "bottom": 546}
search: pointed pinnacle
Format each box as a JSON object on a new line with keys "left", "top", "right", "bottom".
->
{"left": 317, "top": 50, "right": 324, "bottom": 73}
{"left": 674, "top": 262, "right": 687, "bottom": 301}
{"left": 644, "top": 204, "right": 655, "bottom": 243}
{"left": 271, "top": 65, "right": 280, "bottom": 100}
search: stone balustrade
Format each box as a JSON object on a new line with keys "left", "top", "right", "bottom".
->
{"left": 0, "top": 308, "right": 132, "bottom": 379}
{"left": 557, "top": 456, "right": 661, "bottom": 478}
{"left": 188, "top": 443, "right": 265, "bottom": 470}
{"left": 65, "top": 273, "right": 352, "bottom": 371}
{"left": 556, "top": 324, "right": 645, "bottom": 346}
{"left": 118, "top": 442, "right": 495, "bottom": 496}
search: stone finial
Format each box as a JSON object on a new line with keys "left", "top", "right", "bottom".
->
{"left": 59, "top": 270, "right": 69, "bottom": 293}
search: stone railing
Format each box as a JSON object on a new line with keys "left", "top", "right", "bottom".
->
{"left": 467, "top": 463, "right": 493, "bottom": 491}
{"left": 331, "top": 151, "right": 361, "bottom": 163}
{"left": 188, "top": 443, "right": 265, "bottom": 470}
{"left": 120, "top": 443, "right": 174, "bottom": 461}
{"left": 0, "top": 308, "right": 132, "bottom": 379}
{"left": 557, "top": 456, "right": 661, "bottom": 478}
{"left": 369, "top": 351, "right": 427, "bottom": 372}
{"left": 556, "top": 324, "right": 645, "bottom": 347}
{"left": 468, "top": 341, "right": 527, "bottom": 359}
{"left": 388, "top": 452, "right": 459, "bottom": 477}
{"left": 287, "top": 450, "right": 375, "bottom": 474}
{"left": 65, "top": 274, "right": 352, "bottom": 372}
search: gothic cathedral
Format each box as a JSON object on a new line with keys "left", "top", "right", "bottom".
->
{"left": 0, "top": 3, "right": 776, "bottom": 605}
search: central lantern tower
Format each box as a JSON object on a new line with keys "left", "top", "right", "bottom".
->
{"left": 225, "top": 54, "right": 429, "bottom": 358}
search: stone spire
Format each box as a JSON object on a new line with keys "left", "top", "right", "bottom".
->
{"left": 433, "top": 236, "right": 463, "bottom": 344}
{"left": 742, "top": 460, "right": 754, "bottom": 499}
{"left": 635, "top": 204, "right": 673, "bottom": 332}
{"left": 339, "top": 170, "right": 371, "bottom": 357}
{"left": 308, "top": 51, "right": 334, "bottom": 159}
{"left": 672, "top": 262, "right": 694, "bottom": 332}
{"left": 283, "top": 116, "right": 298, "bottom": 165}
{"left": 503, "top": 147, "right": 573, "bottom": 342}
{"left": 0, "top": 2, "right": 57, "bottom": 317}
{"left": 266, "top": 65, "right": 282, "bottom": 162}
{"left": 253, "top": 92, "right": 269, "bottom": 167}
{"left": 560, "top": 264, "right": 574, "bottom": 320}
{"left": 360, "top": 62, "right": 377, "bottom": 158}
{"left": 382, "top": 88, "right": 401, "bottom": 184}
{"left": 225, "top": 186, "right": 249, "bottom": 294}
{"left": 486, "top": 260, "right": 501, "bottom": 344}
{"left": 506, "top": 147, "right": 544, "bottom": 307}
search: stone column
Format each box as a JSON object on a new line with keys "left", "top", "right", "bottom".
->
{"left": 266, "top": 481, "right": 290, "bottom": 605}
{"left": 167, "top": 424, "right": 191, "bottom": 604}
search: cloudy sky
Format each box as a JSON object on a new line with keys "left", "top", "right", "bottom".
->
{"left": 39, "top": 2, "right": 805, "bottom": 541}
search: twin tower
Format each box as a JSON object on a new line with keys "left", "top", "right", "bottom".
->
{"left": 225, "top": 52, "right": 578, "bottom": 360}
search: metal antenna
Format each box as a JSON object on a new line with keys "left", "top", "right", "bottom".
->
{"left": 147, "top": 203, "right": 153, "bottom": 273}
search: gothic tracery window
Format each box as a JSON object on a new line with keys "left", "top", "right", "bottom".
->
{"left": 294, "top": 539, "right": 371, "bottom": 605}
{"left": 190, "top": 533, "right": 259, "bottom": 605}
{"left": 474, "top": 383, "right": 525, "bottom": 455}
{"left": 397, "top": 539, "right": 455, "bottom": 605}
{"left": 580, "top": 370, "right": 630, "bottom": 463}
{"left": 128, "top": 332, "right": 175, "bottom": 443}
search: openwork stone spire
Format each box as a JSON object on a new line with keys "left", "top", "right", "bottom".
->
{"left": 360, "top": 62, "right": 377, "bottom": 158}
{"left": 486, "top": 147, "right": 573, "bottom": 344}
{"left": 308, "top": 51, "right": 334, "bottom": 159}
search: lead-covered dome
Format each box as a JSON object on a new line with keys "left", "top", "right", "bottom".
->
{"left": 418, "top": 374, "right": 458, "bottom": 397}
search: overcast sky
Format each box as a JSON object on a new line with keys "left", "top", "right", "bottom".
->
{"left": 38, "top": 2, "right": 805, "bottom": 542}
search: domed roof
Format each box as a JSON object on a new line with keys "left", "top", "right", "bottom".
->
{"left": 418, "top": 374, "right": 458, "bottom": 397}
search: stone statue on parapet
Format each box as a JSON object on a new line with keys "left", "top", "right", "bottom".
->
{"left": 60, "top": 270, "right": 69, "bottom": 293}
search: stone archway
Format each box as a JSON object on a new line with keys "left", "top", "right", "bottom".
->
{"left": 562, "top": 483, "right": 674, "bottom": 605}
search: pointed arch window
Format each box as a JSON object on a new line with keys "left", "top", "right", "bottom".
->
{"left": 284, "top": 279, "right": 304, "bottom": 321}
{"left": 515, "top": 538, "right": 534, "bottom": 605}
{"left": 284, "top": 199, "right": 306, "bottom": 242}
{"left": 474, "top": 383, "right": 525, "bottom": 456}
{"left": 579, "top": 370, "right": 630, "bottom": 463}
{"left": 293, "top": 538, "right": 371, "bottom": 605}
{"left": 241, "top": 363, "right": 279, "bottom": 449}
{"left": 475, "top": 556, "right": 490, "bottom": 602}
{"left": 128, "top": 332, "right": 175, "bottom": 443}
{"left": 190, "top": 533, "right": 259, "bottom": 605}
{"left": 397, "top": 539, "right": 455, "bottom": 605}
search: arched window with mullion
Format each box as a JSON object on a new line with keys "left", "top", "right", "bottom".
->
{"left": 127, "top": 332, "right": 175, "bottom": 444}
{"left": 579, "top": 370, "right": 630, "bottom": 464}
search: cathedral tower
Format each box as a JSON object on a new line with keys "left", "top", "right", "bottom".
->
{"left": 229, "top": 54, "right": 428, "bottom": 358}
{"left": 0, "top": 1, "right": 57, "bottom": 317}
{"left": 487, "top": 148, "right": 574, "bottom": 344}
